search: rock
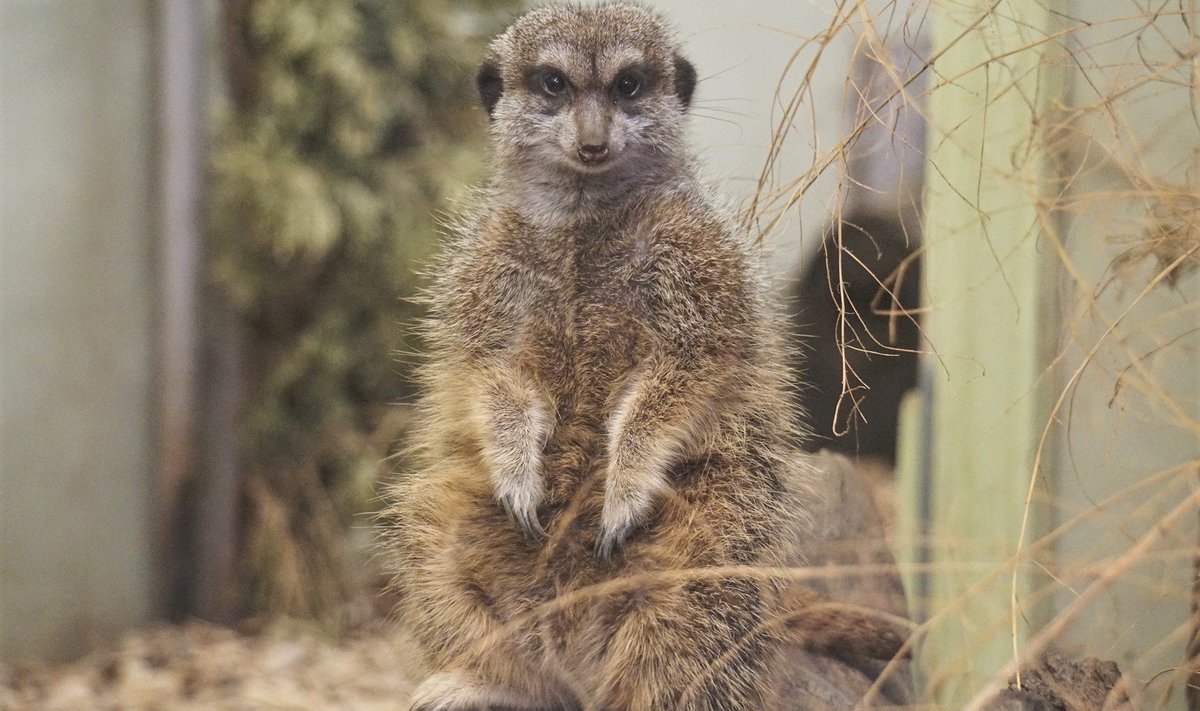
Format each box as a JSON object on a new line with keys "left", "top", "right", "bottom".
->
{"left": 777, "top": 450, "right": 915, "bottom": 708}
{"left": 981, "top": 652, "right": 1133, "bottom": 711}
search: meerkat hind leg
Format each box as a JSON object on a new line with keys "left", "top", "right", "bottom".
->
{"left": 409, "top": 671, "right": 579, "bottom": 711}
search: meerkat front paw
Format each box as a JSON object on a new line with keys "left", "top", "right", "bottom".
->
{"left": 482, "top": 393, "right": 551, "bottom": 540}
{"left": 595, "top": 485, "right": 640, "bottom": 559}
{"left": 595, "top": 459, "right": 668, "bottom": 558}
{"left": 597, "top": 393, "right": 676, "bottom": 557}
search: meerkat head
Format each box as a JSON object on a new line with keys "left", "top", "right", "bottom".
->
{"left": 477, "top": 3, "right": 697, "bottom": 215}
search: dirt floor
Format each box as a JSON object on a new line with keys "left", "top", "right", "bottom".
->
{"left": 0, "top": 620, "right": 419, "bottom": 711}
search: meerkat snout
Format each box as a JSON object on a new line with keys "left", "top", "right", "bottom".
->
{"left": 573, "top": 95, "right": 611, "bottom": 163}
{"left": 577, "top": 142, "right": 609, "bottom": 163}
{"left": 570, "top": 93, "right": 614, "bottom": 167}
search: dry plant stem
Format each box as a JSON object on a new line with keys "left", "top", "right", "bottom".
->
{"left": 833, "top": 223, "right": 860, "bottom": 437}
{"left": 911, "top": 514, "right": 1189, "bottom": 707}
{"left": 830, "top": 238, "right": 925, "bottom": 353}
{"left": 1009, "top": 245, "right": 1200, "bottom": 690}
{"left": 822, "top": 231, "right": 885, "bottom": 437}
{"left": 748, "top": 0, "right": 854, "bottom": 233}
{"left": 1050, "top": 186, "right": 1200, "bottom": 401}
{"left": 754, "top": 5, "right": 1198, "bottom": 237}
{"left": 861, "top": 460, "right": 1199, "bottom": 706}
{"left": 852, "top": 3, "right": 929, "bottom": 153}
{"left": 750, "top": 0, "right": 1003, "bottom": 239}
{"left": 768, "top": 3, "right": 1200, "bottom": 707}
{"left": 966, "top": 484, "right": 1200, "bottom": 711}
{"left": 1103, "top": 583, "right": 1200, "bottom": 711}
{"left": 817, "top": 7, "right": 935, "bottom": 435}
{"left": 1193, "top": 464, "right": 1200, "bottom": 711}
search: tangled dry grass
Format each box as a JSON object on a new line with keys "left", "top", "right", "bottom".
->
{"left": 752, "top": 1, "right": 1200, "bottom": 708}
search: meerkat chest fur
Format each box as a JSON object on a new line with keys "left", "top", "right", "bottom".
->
{"left": 523, "top": 215, "right": 660, "bottom": 371}
{"left": 452, "top": 189, "right": 753, "bottom": 461}
{"left": 515, "top": 211, "right": 679, "bottom": 380}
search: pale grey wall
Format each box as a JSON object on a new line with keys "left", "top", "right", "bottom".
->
{"left": 642, "top": 0, "right": 929, "bottom": 276}
{"left": 0, "top": 0, "right": 156, "bottom": 662}
{"left": 643, "top": 0, "right": 847, "bottom": 275}
{"left": 1051, "top": 5, "right": 1200, "bottom": 707}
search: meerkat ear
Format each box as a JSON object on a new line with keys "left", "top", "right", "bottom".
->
{"left": 476, "top": 60, "right": 503, "bottom": 118}
{"left": 673, "top": 54, "right": 697, "bottom": 110}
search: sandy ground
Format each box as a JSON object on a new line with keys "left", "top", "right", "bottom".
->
{"left": 0, "top": 620, "right": 419, "bottom": 711}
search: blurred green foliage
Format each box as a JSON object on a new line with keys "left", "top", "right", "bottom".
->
{"left": 208, "top": 0, "right": 514, "bottom": 620}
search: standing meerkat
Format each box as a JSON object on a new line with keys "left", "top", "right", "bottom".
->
{"left": 381, "top": 4, "right": 907, "bottom": 710}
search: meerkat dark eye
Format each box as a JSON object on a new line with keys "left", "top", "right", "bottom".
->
{"left": 540, "top": 70, "right": 568, "bottom": 96}
{"left": 615, "top": 74, "right": 641, "bottom": 99}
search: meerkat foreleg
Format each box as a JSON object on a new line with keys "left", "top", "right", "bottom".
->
{"left": 597, "top": 355, "right": 720, "bottom": 557}
{"left": 473, "top": 365, "right": 552, "bottom": 538}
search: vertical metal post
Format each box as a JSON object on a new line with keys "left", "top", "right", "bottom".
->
{"left": 155, "top": 0, "right": 242, "bottom": 621}
{"left": 153, "top": 0, "right": 205, "bottom": 616}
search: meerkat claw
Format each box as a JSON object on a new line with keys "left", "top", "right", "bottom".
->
{"left": 499, "top": 495, "right": 546, "bottom": 541}
{"left": 516, "top": 505, "right": 547, "bottom": 541}
{"left": 594, "top": 512, "right": 633, "bottom": 559}
{"left": 493, "top": 462, "right": 547, "bottom": 540}
{"left": 594, "top": 529, "right": 621, "bottom": 559}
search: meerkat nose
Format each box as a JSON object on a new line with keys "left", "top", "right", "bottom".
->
{"left": 577, "top": 143, "right": 610, "bottom": 163}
